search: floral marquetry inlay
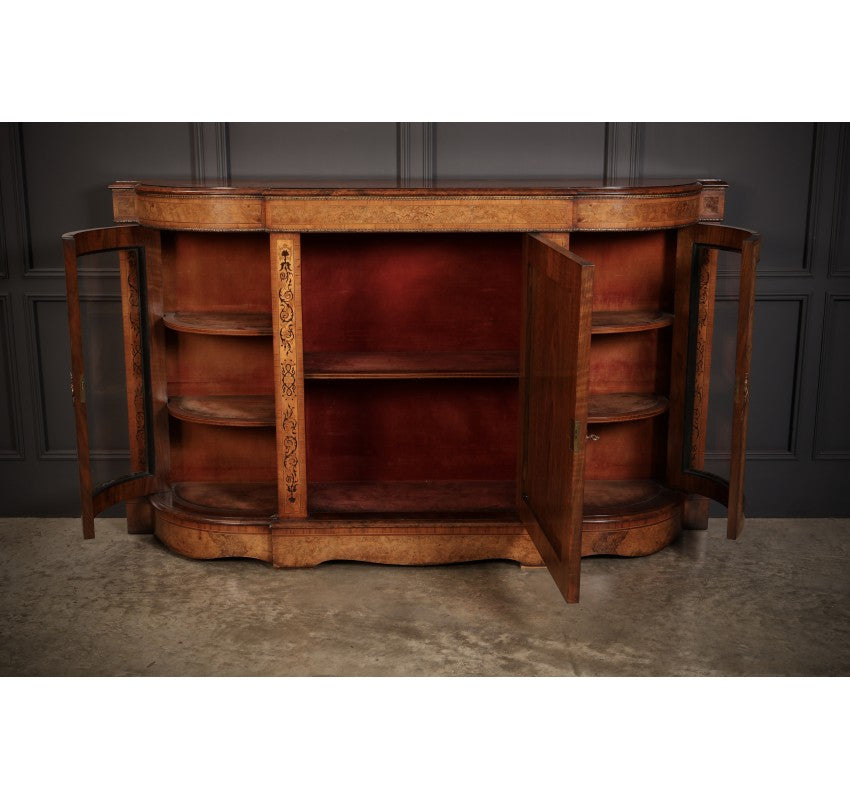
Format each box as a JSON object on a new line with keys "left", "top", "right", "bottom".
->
{"left": 275, "top": 238, "right": 304, "bottom": 514}
{"left": 279, "top": 246, "right": 295, "bottom": 357}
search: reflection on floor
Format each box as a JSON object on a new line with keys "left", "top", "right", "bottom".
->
{"left": 1, "top": 516, "right": 848, "bottom": 676}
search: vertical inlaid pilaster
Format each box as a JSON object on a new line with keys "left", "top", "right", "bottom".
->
{"left": 271, "top": 233, "right": 307, "bottom": 517}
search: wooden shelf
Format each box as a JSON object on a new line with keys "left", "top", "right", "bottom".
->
{"left": 168, "top": 395, "right": 276, "bottom": 427}
{"left": 583, "top": 480, "right": 683, "bottom": 525}
{"left": 163, "top": 311, "right": 273, "bottom": 336}
{"left": 159, "top": 479, "right": 682, "bottom": 529}
{"left": 303, "top": 351, "right": 519, "bottom": 379}
{"left": 169, "top": 482, "right": 277, "bottom": 518}
{"left": 591, "top": 310, "right": 673, "bottom": 334}
{"left": 308, "top": 480, "right": 516, "bottom": 516}
{"left": 588, "top": 393, "right": 669, "bottom": 424}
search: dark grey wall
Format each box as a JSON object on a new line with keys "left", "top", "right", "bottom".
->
{"left": 1, "top": 122, "right": 847, "bottom": 516}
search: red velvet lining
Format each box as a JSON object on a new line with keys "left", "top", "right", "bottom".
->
{"left": 169, "top": 421, "right": 277, "bottom": 483}
{"left": 305, "top": 380, "right": 518, "bottom": 483}
{"left": 571, "top": 230, "right": 676, "bottom": 312}
{"left": 165, "top": 232, "right": 273, "bottom": 314}
{"left": 589, "top": 329, "right": 671, "bottom": 395}
{"left": 300, "top": 233, "right": 523, "bottom": 353}
{"left": 583, "top": 417, "right": 667, "bottom": 481}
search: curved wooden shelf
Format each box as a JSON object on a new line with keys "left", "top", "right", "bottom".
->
{"left": 588, "top": 393, "right": 669, "bottom": 424}
{"left": 150, "top": 488, "right": 274, "bottom": 562}
{"left": 156, "top": 479, "right": 681, "bottom": 525}
{"left": 581, "top": 479, "right": 685, "bottom": 557}
{"left": 167, "top": 395, "right": 276, "bottom": 427}
{"left": 583, "top": 480, "right": 682, "bottom": 524}
{"left": 303, "top": 351, "right": 519, "bottom": 380}
{"left": 170, "top": 482, "right": 277, "bottom": 519}
{"left": 163, "top": 311, "right": 273, "bottom": 336}
{"left": 591, "top": 310, "right": 673, "bottom": 334}
{"left": 308, "top": 480, "right": 515, "bottom": 515}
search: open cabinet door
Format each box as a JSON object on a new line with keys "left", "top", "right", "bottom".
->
{"left": 518, "top": 234, "right": 594, "bottom": 604}
{"left": 63, "top": 225, "right": 167, "bottom": 538}
{"left": 667, "top": 223, "right": 760, "bottom": 539}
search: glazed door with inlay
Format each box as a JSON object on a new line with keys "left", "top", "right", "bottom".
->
{"left": 518, "top": 234, "right": 594, "bottom": 604}
{"left": 63, "top": 225, "right": 167, "bottom": 538}
{"left": 667, "top": 223, "right": 761, "bottom": 539}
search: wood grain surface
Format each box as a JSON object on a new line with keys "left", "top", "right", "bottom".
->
{"left": 163, "top": 311, "right": 273, "bottom": 336}
{"left": 167, "top": 395, "right": 276, "bottom": 426}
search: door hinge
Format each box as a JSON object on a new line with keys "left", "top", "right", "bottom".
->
{"left": 70, "top": 372, "right": 86, "bottom": 404}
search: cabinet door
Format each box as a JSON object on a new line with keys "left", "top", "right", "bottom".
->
{"left": 667, "top": 223, "right": 761, "bottom": 539}
{"left": 63, "top": 225, "right": 167, "bottom": 538}
{"left": 518, "top": 234, "right": 594, "bottom": 604}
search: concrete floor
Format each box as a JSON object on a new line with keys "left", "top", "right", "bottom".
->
{"left": 1, "top": 516, "right": 848, "bottom": 676}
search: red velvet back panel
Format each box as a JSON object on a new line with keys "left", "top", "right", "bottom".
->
{"left": 571, "top": 230, "right": 676, "bottom": 312}
{"left": 169, "top": 422, "right": 277, "bottom": 483}
{"left": 166, "top": 331, "right": 275, "bottom": 396}
{"left": 164, "top": 232, "right": 272, "bottom": 314}
{"left": 300, "top": 233, "right": 523, "bottom": 353}
{"left": 583, "top": 417, "right": 668, "bottom": 481}
{"left": 306, "top": 380, "right": 518, "bottom": 482}
{"left": 589, "top": 329, "right": 672, "bottom": 395}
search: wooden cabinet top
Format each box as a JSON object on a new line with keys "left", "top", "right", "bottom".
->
{"left": 111, "top": 179, "right": 727, "bottom": 233}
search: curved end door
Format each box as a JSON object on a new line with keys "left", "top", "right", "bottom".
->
{"left": 667, "top": 223, "right": 761, "bottom": 539}
{"left": 62, "top": 225, "right": 167, "bottom": 538}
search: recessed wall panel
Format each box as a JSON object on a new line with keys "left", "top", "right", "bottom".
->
{"left": 30, "top": 293, "right": 129, "bottom": 459}
{"left": 0, "top": 295, "right": 22, "bottom": 457}
{"left": 229, "top": 123, "right": 397, "bottom": 180}
{"left": 21, "top": 123, "right": 192, "bottom": 273}
{"left": 814, "top": 297, "right": 850, "bottom": 458}
{"left": 642, "top": 123, "right": 815, "bottom": 271}
{"left": 706, "top": 297, "right": 804, "bottom": 459}
{"left": 831, "top": 127, "right": 850, "bottom": 276}
{"left": 435, "top": 123, "right": 605, "bottom": 180}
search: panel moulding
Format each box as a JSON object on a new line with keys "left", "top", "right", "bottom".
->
{"left": 704, "top": 293, "right": 808, "bottom": 461}
{"left": 0, "top": 293, "right": 25, "bottom": 459}
{"left": 812, "top": 294, "right": 850, "bottom": 460}
{"left": 25, "top": 292, "right": 131, "bottom": 461}
{"left": 828, "top": 123, "right": 849, "bottom": 278}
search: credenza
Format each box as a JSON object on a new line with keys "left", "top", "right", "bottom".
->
{"left": 62, "top": 179, "right": 759, "bottom": 603}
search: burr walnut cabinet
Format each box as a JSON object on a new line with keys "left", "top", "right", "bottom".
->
{"left": 62, "top": 179, "right": 759, "bottom": 604}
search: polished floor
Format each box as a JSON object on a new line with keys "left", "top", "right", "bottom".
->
{"left": 1, "top": 516, "right": 848, "bottom": 676}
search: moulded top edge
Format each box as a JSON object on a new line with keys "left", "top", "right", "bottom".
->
{"left": 109, "top": 178, "right": 726, "bottom": 197}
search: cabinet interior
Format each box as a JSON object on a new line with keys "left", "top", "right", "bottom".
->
{"left": 160, "top": 229, "right": 678, "bottom": 521}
